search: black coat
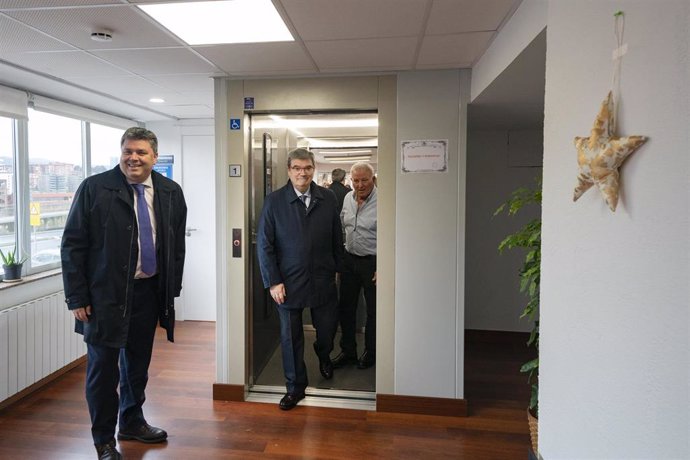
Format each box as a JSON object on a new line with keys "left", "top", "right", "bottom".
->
{"left": 61, "top": 166, "right": 187, "bottom": 347}
{"left": 329, "top": 181, "right": 351, "bottom": 214}
{"left": 257, "top": 181, "right": 343, "bottom": 310}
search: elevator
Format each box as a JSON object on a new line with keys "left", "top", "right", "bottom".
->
{"left": 247, "top": 112, "right": 378, "bottom": 407}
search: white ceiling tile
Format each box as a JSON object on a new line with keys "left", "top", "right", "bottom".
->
{"left": 91, "top": 48, "right": 220, "bottom": 75}
{"left": 0, "top": 15, "right": 74, "bottom": 53}
{"left": 5, "top": 5, "right": 182, "bottom": 50}
{"left": 4, "top": 50, "right": 131, "bottom": 78}
{"left": 159, "top": 104, "right": 213, "bottom": 119}
{"left": 426, "top": 0, "right": 518, "bottom": 34}
{"left": 281, "top": 0, "right": 428, "bottom": 40}
{"left": 417, "top": 32, "right": 494, "bottom": 68}
{"left": 195, "top": 42, "right": 315, "bottom": 74}
{"left": 144, "top": 74, "right": 215, "bottom": 93}
{"left": 306, "top": 37, "right": 418, "bottom": 71}
{"left": 69, "top": 75, "right": 167, "bottom": 95}
{"left": 0, "top": 0, "right": 113, "bottom": 7}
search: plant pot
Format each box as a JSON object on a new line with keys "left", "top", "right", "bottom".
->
{"left": 527, "top": 408, "right": 538, "bottom": 454}
{"left": 2, "top": 263, "right": 23, "bottom": 282}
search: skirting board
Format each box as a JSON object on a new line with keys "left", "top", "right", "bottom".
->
{"left": 213, "top": 383, "right": 245, "bottom": 402}
{"left": 0, "top": 356, "right": 87, "bottom": 411}
{"left": 377, "top": 393, "right": 468, "bottom": 417}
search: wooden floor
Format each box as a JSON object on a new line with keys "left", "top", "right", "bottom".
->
{"left": 0, "top": 323, "right": 532, "bottom": 459}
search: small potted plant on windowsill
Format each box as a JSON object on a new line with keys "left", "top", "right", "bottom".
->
{"left": 494, "top": 178, "right": 541, "bottom": 455}
{"left": 1, "top": 247, "right": 27, "bottom": 282}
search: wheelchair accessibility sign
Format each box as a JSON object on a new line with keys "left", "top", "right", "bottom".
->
{"left": 229, "top": 118, "right": 241, "bottom": 130}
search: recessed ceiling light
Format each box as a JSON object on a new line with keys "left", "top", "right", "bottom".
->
{"left": 138, "top": 0, "right": 293, "bottom": 45}
{"left": 149, "top": 98, "right": 165, "bottom": 103}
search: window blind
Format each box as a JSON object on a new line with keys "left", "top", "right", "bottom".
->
{"left": 0, "top": 85, "right": 28, "bottom": 119}
{"left": 30, "top": 95, "right": 137, "bottom": 130}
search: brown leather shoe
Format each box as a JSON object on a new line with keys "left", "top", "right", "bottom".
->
{"left": 279, "top": 392, "right": 305, "bottom": 410}
{"left": 95, "top": 439, "right": 122, "bottom": 460}
{"left": 117, "top": 422, "right": 167, "bottom": 443}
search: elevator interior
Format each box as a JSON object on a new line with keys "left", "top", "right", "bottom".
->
{"left": 248, "top": 112, "right": 378, "bottom": 404}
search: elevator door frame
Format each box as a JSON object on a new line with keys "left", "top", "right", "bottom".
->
{"left": 247, "top": 110, "right": 377, "bottom": 409}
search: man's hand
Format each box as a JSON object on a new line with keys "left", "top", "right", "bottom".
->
{"left": 73, "top": 306, "right": 92, "bottom": 322}
{"left": 270, "top": 283, "right": 286, "bottom": 305}
{"left": 372, "top": 272, "right": 377, "bottom": 285}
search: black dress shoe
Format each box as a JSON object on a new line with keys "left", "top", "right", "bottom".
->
{"left": 95, "top": 440, "right": 122, "bottom": 460}
{"left": 279, "top": 392, "right": 305, "bottom": 410}
{"left": 319, "top": 359, "right": 334, "bottom": 380}
{"left": 331, "top": 352, "right": 358, "bottom": 368}
{"left": 117, "top": 422, "right": 167, "bottom": 443}
{"left": 313, "top": 342, "right": 333, "bottom": 379}
{"left": 357, "top": 350, "right": 375, "bottom": 369}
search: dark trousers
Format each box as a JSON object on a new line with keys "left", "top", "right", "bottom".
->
{"left": 85, "top": 277, "right": 159, "bottom": 444}
{"left": 338, "top": 252, "right": 376, "bottom": 356}
{"left": 277, "top": 300, "right": 337, "bottom": 394}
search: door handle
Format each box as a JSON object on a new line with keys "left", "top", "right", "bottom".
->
{"left": 185, "top": 227, "right": 198, "bottom": 237}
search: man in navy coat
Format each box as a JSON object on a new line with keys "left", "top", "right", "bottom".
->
{"left": 257, "top": 148, "right": 343, "bottom": 410}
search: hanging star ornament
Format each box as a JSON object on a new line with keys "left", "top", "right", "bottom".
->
{"left": 573, "top": 91, "right": 647, "bottom": 211}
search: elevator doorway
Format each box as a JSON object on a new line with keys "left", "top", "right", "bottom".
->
{"left": 248, "top": 111, "right": 378, "bottom": 407}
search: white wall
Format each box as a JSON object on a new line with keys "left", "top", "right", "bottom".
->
{"left": 465, "top": 129, "right": 542, "bottom": 332}
{"left": 540, "top": 1, "right": 689, "bottom": 458}
{"left": 395, "top": 70, "right": 469, "bottom": 398}
{"left": 147, "top": 119, "right": 215, "bottom": 321}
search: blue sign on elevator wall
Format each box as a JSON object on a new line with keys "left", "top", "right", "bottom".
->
{"left": 244, "top": 97, "right": 255, "bottom": 109}
{"left": 230, "top": 119, "right": 241, "bottom": 130}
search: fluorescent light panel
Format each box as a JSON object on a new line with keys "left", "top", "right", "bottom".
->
{"left": 266, "top": 116, "right": 378, "bottom": 129}
{"left": 138, "top": 0, "right": 293, "bottom": 45}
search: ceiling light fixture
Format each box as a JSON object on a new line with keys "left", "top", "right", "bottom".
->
{"left": 90, "top": 29, "right": 113, "bottom": 42}
{"left": 324, "top": 155, "right": 372, "bottom": 162}
{"left": 149, "top": 98, "right": 165, "bottom": 103}
{"left": 138, "top": 0, "right": 293, "bottom": 45}
{"left": 321, "top": 150, "right": 372, "bottom": 155}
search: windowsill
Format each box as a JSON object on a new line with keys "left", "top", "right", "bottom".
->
{"left": 0, "top": 268, "right": 62, "bottom": 291}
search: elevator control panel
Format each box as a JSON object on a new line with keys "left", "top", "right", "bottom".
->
{"left": 232, "top": 229, "right": 241, "bottom": 258}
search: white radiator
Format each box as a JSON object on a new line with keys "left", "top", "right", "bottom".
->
{"left": 0, "top": 291, "right": 86, "bottom": 403}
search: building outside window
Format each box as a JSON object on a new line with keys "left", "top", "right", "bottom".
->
{"left": 27, "top": 109, "right": 84, "bottom": 268}
{"left": 90, "top": 123, "right": 123, "bottom": 176}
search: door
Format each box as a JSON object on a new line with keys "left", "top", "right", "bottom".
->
{"left": 248, "top": 112, "right": 378, "bottom": 395}
{"left": 180, "top": 134, "right": 216, "bottom": 321}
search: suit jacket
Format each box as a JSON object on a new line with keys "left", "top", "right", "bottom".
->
{"left": 61, "top": 166, "right": 187, "bottom": 347}
{"left": 257, "top": 180, "right": 343, "bottom": 310}
{"left": 329, "top": 181, "right": 351, "bottom": 214}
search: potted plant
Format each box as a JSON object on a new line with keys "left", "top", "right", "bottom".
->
{"left": 1, "top": 247, "right": 27, "bottom": 282}
{"left": 494, "top": 178, "right": 541, "bottom": 454}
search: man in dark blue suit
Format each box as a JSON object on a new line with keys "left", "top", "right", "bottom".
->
{"left": 257, "top": 148, "right": 343, "bottom": 410}
{"left": 62, "top": 128, "right": 187, "bottom": 459}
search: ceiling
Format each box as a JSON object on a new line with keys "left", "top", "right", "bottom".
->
{"left": 0, "top": 0, "right": 522, "bottom": 123}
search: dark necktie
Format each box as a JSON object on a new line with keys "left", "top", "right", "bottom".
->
{"left": 299, "top": 194, "right": 308, "bottom": 208}
{"left": 132, "top": 184, "right": 156, "bottom": 275}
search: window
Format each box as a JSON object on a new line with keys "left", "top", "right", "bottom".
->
{"left": 90, "top": 123, "right": 123, "bottom": 176}
{"left": 1, "top": 88, "right": 135, "bottom": 276}
{"left": 27, "top": 109, "right": 84, "bottom": 268}
{"left": 0, "top": 116, "right": 15, "bottom": 257}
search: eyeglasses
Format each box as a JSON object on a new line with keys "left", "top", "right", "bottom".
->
{"left": 289, "top": 166, "right": 314, "bottom": 173}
